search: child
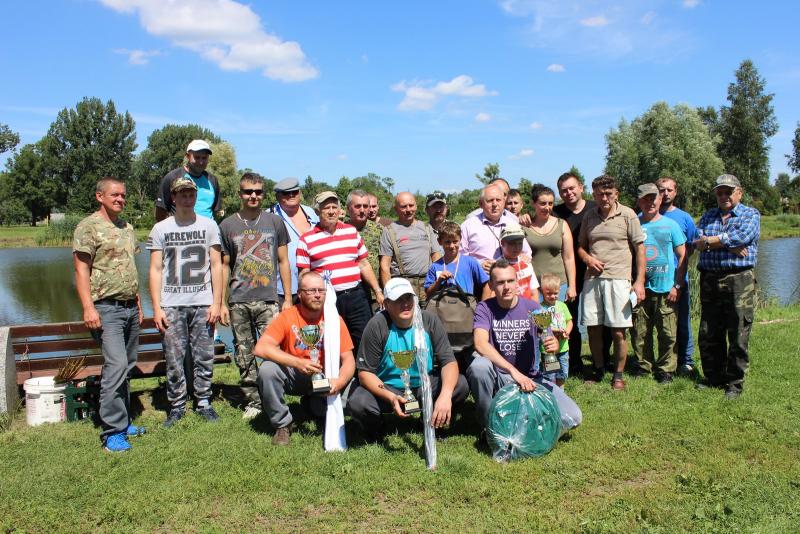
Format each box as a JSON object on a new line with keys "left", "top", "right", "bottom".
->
{"left": 425, "top": 221, "right": 489, "bottom": 300}
{"left": 497, "top": 224, "right": 540, "bottom": 302}
{"left": 539, "top": 273, "right": 573, "bottom": 386}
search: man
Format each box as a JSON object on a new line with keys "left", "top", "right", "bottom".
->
{"left": 155, "top": 139, "right": 222, "bottom": 222}
{"left": 629, "top": 184, "right": 687, "bottom": 383}
{"left": 693, "top": 174, "right": 760, "bottom": 400}
{"left": 379, "top": 192, "right": 442, "bottom": 303}
{"left": 253, "top": 271, "right": 355, "bottom": 445}
{"left": 425, "top": 191, "right": 449, "bottom": 239}
{"left": 148, "top": 177, "right": 224, "bottom": 426}
{"left": 460, "top": 184, "right": 531, "bottom": 272}
{"left": 73, "top": 177, "right": 143, "bottom": 452}
{"left": 345, "top": 189, "right": 383, "bottom": 277}
{"left": 505, "top": 189, "right": 524, "bottom": 217}
{"left": 656, "top": 176, "right": 700, "bottom": 376}
{"left": 297, "top": 191, "right": 384, "bottom": 352}
{"left": 467, "top": 178, "right": 517, "bottom": 220}
{"left": 466, "top": 260, "right": 582, "bottom": 433}
{"left": 577, "top": 175, "right": 645, "bottom": 390}
{"left": 270, "top": 177, "right": 319, "bottom": 306}
{"left": 348, "top": 278, "right": 469, "bottom": 442}
{"left": 367, "top": 193, "right": 391, "bottom": 227}
{"left": 219, "top": 172, "right": 292, "bottom": 420}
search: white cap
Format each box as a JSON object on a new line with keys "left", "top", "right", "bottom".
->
{"left": 186, "top": 139, "right": 212, "bottom": 154}
{"left": 384, "top": 278, "right": 415, "bottom": 301}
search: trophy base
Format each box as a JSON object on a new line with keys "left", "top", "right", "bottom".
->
{"left": 402, "top": 400, "right": 421, "bottom": 414}
{"left": 311, "top": 377, "right": 331, "bottom": 394}
{"left": 543, "top": 360, "right": 561, "bottom": 373}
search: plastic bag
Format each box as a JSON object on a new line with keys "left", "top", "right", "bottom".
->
{"left": 486, "top": 384, "right": 562, "bottom": 462}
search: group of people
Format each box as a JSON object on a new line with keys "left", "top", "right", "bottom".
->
{"left": 73, "top": 139, "right": 760, "bottom": 453}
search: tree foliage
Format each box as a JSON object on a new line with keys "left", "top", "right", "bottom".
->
{"left": 2, "top": 142, "right": 58, "bottom": 225}
{"left": 605, "top": 101, "right": 724, "bottom": 212}
{"left": 786, "top": 122, "right": 800, "bottom": 174}
{"left": 475, "top": 162, "right": 500, "bottom": 185}
{"left": 206, "top": 141, "right": 238, "bottom": 216}
{"left": 0, "top": 123, "right": 20, "bottom": 155}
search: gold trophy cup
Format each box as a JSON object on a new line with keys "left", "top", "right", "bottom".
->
{"left": 298, "top": 325, "right": 330, "bottom": 394}
{"left": 388, "top": 348, "right": 421, "bottom": 414}
{"left": 529, "top": 310, "right": 561, "bottom": 373}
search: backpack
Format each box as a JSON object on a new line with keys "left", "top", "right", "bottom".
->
{"left": 423, "top": 282, "right": 477, "bottom": 353}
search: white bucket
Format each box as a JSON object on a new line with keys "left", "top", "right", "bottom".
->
{"left": 24, "top": 376, "right": 67, "bottom": 426}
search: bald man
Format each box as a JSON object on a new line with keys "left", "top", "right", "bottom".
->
{"left": 379, "top": 192, "right": 442, "bottom": 304}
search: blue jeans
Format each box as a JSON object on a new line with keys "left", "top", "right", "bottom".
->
{"left": 542, "top": 350, "right": 570, "bottom": 383}
{"left": 676, "top": 284, "right": 696, "bottom": 367}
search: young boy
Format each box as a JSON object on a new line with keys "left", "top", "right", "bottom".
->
{"left": 424, "top": 221, "right": 490, "bottom": 300}
{"left": 497, "top": 224, "right": 540, "bottom": 302}
{"left": 539, "top": 273, "right": 573, "bottom": 386}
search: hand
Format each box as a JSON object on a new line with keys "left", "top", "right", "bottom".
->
{"left": 543, "top": 336, "right": 560, "bottom": 354}
{"left": 431, "top": 395, "right": 453, "bottom": 428}
{"left": 566, "top": 285, "right": 577, "bottom": 302}
{"left": 137, "top": 305, "right": 144, "bottom": 326}
{"left": 390, "top": 394, "right": 409, "bottom": 418}
{"left": 83, "top": 307, "right": 102, "bottom": 330}
{"left": 281, "top": 299, "right": 293, "bottom": 312}
{"left": 729, "top": 245, "right": 748, "bottom": 257}
{"left": 206, "top": 304, "right": 221, "bottom": 325}
{"left": 480, "top": 259, "right": 493, "bottom": 274}
{"left": 551, "top": 328, "right": 567, "bottom": 340}
{"left": 666, "top": 286, "right": 680, "bottom": 305}
{"left": 692, "top": 237, "right": 707, "bottom": 251}
{"left": 153, "top": 307, "right": 169, "bottom": 333}
{"left": 374, "top": 291, "right": 385, "bottom": 308}
{"left": 437, "top": 270, "right": 454, "bottom": 283}
{"left": 633, "top": 282, "right": 645, "bottom": 304}
{"left": 584, "top": 255, "right": 605, "bottom": 276}
{"left": 295, "top": 358, "right": 323, "bottom": 376}
{"left": 518, "top": 213, "right": 532, "bottom": 227}
{"left": 328, "top": 376, "right": 348, "bottom": 396}
{"left": 510, "top": 368, "right": 536, "bottom": 392}
{"left": 219, "top": 305, "right": 230, "bottom": 326}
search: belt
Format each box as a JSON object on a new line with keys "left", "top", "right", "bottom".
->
{"left": 94, "top": 298, "right": 138, "bottom": 308}
{"left": 700, "top": 266, "right": 753, "bottom": 275}
{"left": 336, "top": 283, "right": 363, "bottom": 295}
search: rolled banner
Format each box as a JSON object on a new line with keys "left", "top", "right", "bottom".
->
{"left": 322, "top": 270, "right": 346, "bottom": 452}
{"left": 412, "top": 297, "right": 437, "bottom": 470}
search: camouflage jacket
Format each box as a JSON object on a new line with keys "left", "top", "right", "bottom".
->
{"left": 73, "top": 213, "right": 139, "bottom": 302}
{"left": 347, "top": 217, "right": 383, "bottom": 276}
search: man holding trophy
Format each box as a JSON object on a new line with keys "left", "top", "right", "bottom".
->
{"left": 253, "top": 271, "right": 355, "bottom": 446}
{"left": 348, "top": 278, "right": 469, "bottom": 443}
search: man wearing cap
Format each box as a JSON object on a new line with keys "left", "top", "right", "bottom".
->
{"left": 345, "top": 189, "right": 383, "bottom": 277}
{"left": 692, "top": 174, "right": 760, "bottom": 400}
{"left": 379, "top": 192, "right": 442, "bottom": 304}
{"left": 497, "top": 223, "right": 540, "bottom": 301}
{"left": 348, "top": 277, "right": 469, "bottom": 442}
{"left": 219, "top": 172, "right": 293, "bottom": 420}
{"left": 253, "top": 271, "right": 355, "bottom": 446}
{"left": 297, "top": 191, "right": 384, "bottom": 352}
{"left": 148, "top": 177, "right": 224, "bottom": 427}
{"left": 628, "top": 184, "right": 687, "bottom": 383}
{"left": 270, "top": 177, "right": 319, "bottom": 306}
{"left": 155, "top": 140, "right": 223, "bottom": 222}
{"left": 578, "top": 175, "right": 645, "bottom": 390}
{"left": 460, "top": 184, "right": 531, "bottom": 272}
{"left": 425, "top": 191, "right": 449, "bottom": 239}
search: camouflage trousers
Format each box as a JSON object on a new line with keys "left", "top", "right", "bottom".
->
{"left": 698, "top": 269, "right": 756, "bottom": 391}
{"left": 629, "top": 290, "right": 678, "bottom": 376}
{"left": 230, "top": 301, "right": 280, "bottom": 408}
{"left": 162, "top": 306, "right": 214, "bottom": 409}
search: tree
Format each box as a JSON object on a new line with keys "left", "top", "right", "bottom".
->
{"left": 206, "top": 141, "right": 238, "bottom": 216}
{"left": 2, "top": 142, "right": 57, "bottom": 225}
{"left": 41, "top": 97, "right": 137, "bottom": 213}
{"left": 605, "top": 101, "right": 725, "bottom": 212}
{"left": 0, "top": 123, "right": 20, "bottom": 154}
{"left": 567, "top": 165, "right": 586, "bottom": 185}
{"left": 475, "top": 162, "right": 500, "bottom": 185}
{"left": 787, "top": 122, "right": 800, "bottom": 174}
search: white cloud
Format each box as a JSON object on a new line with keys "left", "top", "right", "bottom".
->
{"left": 475, "top": 112, "right": 492, "bottom": 122}
{"left": 361, "top": 54, "right": 369, "bottom": 63}
{"left": 113, "top": 48, "right": 161, "bottom": 65}
{"left": 392, "top": 75, "right": 498, "bottom": 111}
{"left": 640, "top": 11, "right": 656, "bottom": 25}
{"left": 530, "top": 121, "right": 542, "bottom": 130}
{"left": 580, "top": 15, "right": 609, "bottom": 27}
{"left": 99, "top": 0, "right": 318, "bottom": 82}
{"left": 682, "top": 0, "right": 700, "bottom": 7}
{"left": 335, "top": 154, "right": 347, "bottom": 160}
{"left": 509, "top": 148, "right": 534, "bottom": 160}
{"left": 546, "top": 63, "right": 565, "bottom": 72}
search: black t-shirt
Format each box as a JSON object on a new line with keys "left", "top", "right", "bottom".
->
{"left": 553, "top": 200, "right": 596, "bottom": 286}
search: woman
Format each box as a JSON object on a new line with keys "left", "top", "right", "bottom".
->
{"left": 524, "top": 184, "right": 577, "bottom": 302}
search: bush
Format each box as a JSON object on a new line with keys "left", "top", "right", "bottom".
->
{"left": 37, "top": 214, "right": 84, "bottom": 246}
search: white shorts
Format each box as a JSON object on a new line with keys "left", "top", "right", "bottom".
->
{"left": 581, "top": 278, "right": 633, "bottom": 328}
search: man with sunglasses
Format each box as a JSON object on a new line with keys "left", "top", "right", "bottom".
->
{"left": 219, "top": 173, "right": 292, "bottom": 420}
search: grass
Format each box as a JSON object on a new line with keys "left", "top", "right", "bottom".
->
{"left": 2, "top": 304, "right": 800, "bottom": 532}
{"left": 760, "top": 214, "right": 800, "bottom": 240}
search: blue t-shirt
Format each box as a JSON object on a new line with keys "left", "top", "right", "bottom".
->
{"left": 639, "top": 216, "right": 686, "bottom": 293}
{"left": 424, "top": 254, "right": 489, "bottom": 296}
{"left": 662, "top": 208, "right": 698, "bottom": 284}
{"left": 379, "top": 324, "right": 434, "bottom": 390}
{"left": 188, "top": 173, "right": 216, "bottom": 220}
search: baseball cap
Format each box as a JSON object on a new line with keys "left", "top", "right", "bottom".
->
{"left": 500, "top": 224, "right": 525, "bottom": 241}
{"left": 426, "top": 191, "right": 447, "bottom": 207}
{"left": 637, "top": 183, "right": 659, "bottom": 199}
{"left": 314, "top": 191, "right": 339, "bottom": 210}
{"left": 186, "top": 139, "right": 212, "bottom": 154}
{"left": 713, "top": 174, "right": 741, "bottom": 190}
{"left": 171, "top": 177, "right": 197, "bottom": 193}
{"left": 274, "top": 177, "right": 300, "bottom": 193}
{"left": 384, "top": 278, "right": 416, "bottom": 301}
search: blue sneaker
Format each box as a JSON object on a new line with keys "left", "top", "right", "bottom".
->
{"left": 103, "top": 433, "right": 132, "bottom": 453}
{"left": 126, "top": 424, "right": 146, "bottom": 437}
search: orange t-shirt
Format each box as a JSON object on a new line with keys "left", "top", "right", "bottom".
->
{"left": 264, "top": 305, "right": 354, "bottom": 372}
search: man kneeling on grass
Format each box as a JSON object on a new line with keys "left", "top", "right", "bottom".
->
{"left": 253, "top": 271, "right": 355, "bottom": 446}
{"left": 347, "top": 278, "right": 469, "bottom": 443}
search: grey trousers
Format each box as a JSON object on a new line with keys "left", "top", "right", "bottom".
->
{"left": 256, "top": 361, "right": 329, "bottom": 429}
{"left": 162, "top": 306, "right": 214, "bottom": 409}
{"left": 466, "top": 356, "right": 583, "bottom": 432}
{"left": 92, "top": 302, "right": 140, "bottom": 441}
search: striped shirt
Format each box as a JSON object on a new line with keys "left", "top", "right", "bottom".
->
{"left": 297, "top": 222, "right": 368, "bottom": 291}
{"left": 697, "top": 202, "right": 760, "bottom": 271}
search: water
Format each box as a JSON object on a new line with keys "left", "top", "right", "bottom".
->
{"left": 0, "top": 238, "right": 798, "bottom": 326}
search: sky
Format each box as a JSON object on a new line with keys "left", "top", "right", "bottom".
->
{"left": 2, "top": 0, "right": 800, "bottom": 194}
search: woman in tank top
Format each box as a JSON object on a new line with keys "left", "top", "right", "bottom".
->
{"left": 523, "top": 184, "right": 577, "bottom": 301}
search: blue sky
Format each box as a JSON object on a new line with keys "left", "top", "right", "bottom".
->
{"left": 2, "top": 0, "right": 799, "bottom": 194}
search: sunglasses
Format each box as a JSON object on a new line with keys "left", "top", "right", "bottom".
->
{"left": 240, "top": 189, "right": 264, "bottom": 196}
{"left": 299, "top": 288, "right": 325, "bottom": 295}
{"left": 279, "top": 190, "right": 300, "bottom": 197}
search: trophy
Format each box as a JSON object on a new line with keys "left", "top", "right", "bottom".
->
{"left": 388, "top": 349, "right": 421, "bottom": 414}
{"left": 297, "top": 325, "right": 330, "bottom": 394}
{"left": 529, "top": 309, "right": 561, "bottom": 373}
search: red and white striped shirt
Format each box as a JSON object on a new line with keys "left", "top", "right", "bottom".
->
{"left": 297, "top": 222, "right": 368, "bottom": 291}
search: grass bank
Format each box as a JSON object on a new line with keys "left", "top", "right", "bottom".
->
{"left": 2, "top": 304, "right": 799, "bottom": 532}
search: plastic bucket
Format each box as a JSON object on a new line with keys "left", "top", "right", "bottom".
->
{"left": 24, "top": 376, "right": 67, "bottom": 426}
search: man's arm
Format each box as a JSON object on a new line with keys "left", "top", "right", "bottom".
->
{"left": 331, "top": 349, "right": 356, "bottom": 396}
{"left": 632, "top": 242, "right": 646, "bottom": 302}
{"left": 379, "top": 255, "right": 392, "bottom": 287}
{"left": 149, "top": 249, "right": 168, "bottom": 332}
{"left": 667, "top": 243, "right": 687, "bottom": 305}
{"left": 474, "top": 328, "right": 535, "bottom": 391}
{"left": 358, "top": 370, "right": 408, "bottom": 418}
{"left": 73, "top": 252, "right": 101, "bottom": 330}
{"left": 561, "top": 222, "right": 577, "bottom": 301}
{"left": 207, "top": 245, "right": 223, "bottom": 325}
{"left": 577, "top": 245, "right": 605, "bottom": 274}
{"left": 253, "top": 334, "right": 323, "bottom": 375}
{"left": 431, "top": 360, "right": 459, "bottom": 428}
{"left": 220, "top": 254, "right": 231, "bottom": 325}
{"left": 276, "top": 244, "right": 293, "bottom": 311}
{"left": 359, "top": 258, "right": 384, "bottom": 306}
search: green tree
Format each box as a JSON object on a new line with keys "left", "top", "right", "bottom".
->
{"left": 41, "top": 97, "right": 137, "bottom": 213}
{"left": 786, "top": 122, "right": 800, "bottom": 174}
{"left": 2, "top": 142, "right": 58, "bottom": 226}
{"left": 518, "top": 178, "right": 533, "bottom": 198}
{"left": 0, "top": 123, "right": 20, "bottom": 154}
{"left": 206, "top": 141, "right": 238, "bottom": 217}
{"left": 475, "top": 162, "right": 500, "bottom": 185}
{"left": 605, "top": 102, "right": 724, "bottom": 212}
{"left": 567, "top": 165, "right": 585, "bottom": 185}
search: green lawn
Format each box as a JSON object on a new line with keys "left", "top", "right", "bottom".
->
{"left": 2, "top": 305, "right": 799, "bottom": 532}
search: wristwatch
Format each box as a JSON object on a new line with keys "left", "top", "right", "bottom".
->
{"left": 673, "top": 283, "right": 682, "bottom": 290}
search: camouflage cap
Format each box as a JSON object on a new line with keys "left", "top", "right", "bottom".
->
{"left": 637, "top": 183, "right": 659, "bottom": 199}
{"left": 314, "top": 191, "right": 339, "bottom": 210}
{"left": 171, "top": 177, "right": 198, "bottom": 193}
{"left": 713, "top": 174, "right": 741, "bottom": 191}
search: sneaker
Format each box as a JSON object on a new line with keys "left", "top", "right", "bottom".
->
{"left": 272, "top": 424, "right": 292, "bottom": 446}
{"left": 103, "top": 433, "right": 132, "bottom": 453}
{"left": 611, "top": 378, "right": 626, "bottom": 391}
{"left": 677, "top": 364, "right": 695, "bottom": 377}
{"left": 196, "top": 405, "right": 220, "bottom": 422}
{"left": 126, "top": 424, "right": 146, "bottom": 437}
{"left": 724, "top": 387, "right": 742, "bottom": 400}
{"left": 164, "top": 408, "right": 185, "bottom": 428}
{"left": 242, "top": 405, "right": 262, "bottom": 421}
{"left": 655, "top": 373, "right": 673, "bottom": 384}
